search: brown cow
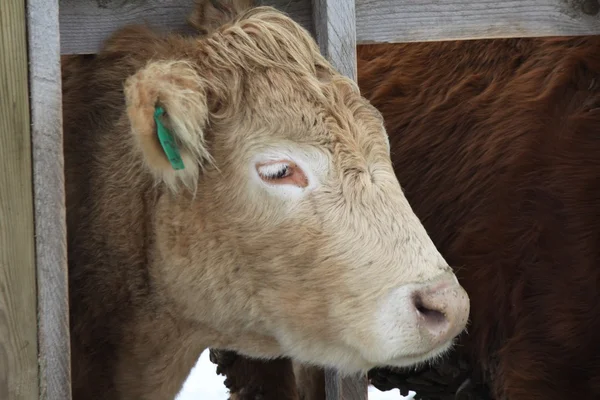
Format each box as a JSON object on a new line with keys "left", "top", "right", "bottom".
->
{"left": 61, "top": 1, "right": 470, "bottom": 399}
{"left": 208, "top": 29, "right": 600, "bottom": 400}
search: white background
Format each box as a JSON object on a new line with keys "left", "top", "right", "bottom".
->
{"left": 176, "top": 350, "right": 415, "bottom": 399}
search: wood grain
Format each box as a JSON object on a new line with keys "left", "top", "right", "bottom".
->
{"left": 312, "top": 0, "right": 357, "bottom": 81}
{"left": 355, "top": 0, "right": 600, "bottom": 44}
{"left": 312, "top": 0, "right": 360, "bottom": 393}
{"left": 324, "top": 369, "right": 368, "bottom": 400}
{"left": 59, "top": 0, "right": 600, "bottom": 55}
{"left": 27, "top": 0, "right": 72, "bottom": 398}
{"left": 59, "top": 0, "right": 314, "bottom": 55}
{"left": 313, "top": 0, "right": 361, "bottom": 397}
{"left": 0, "top": 0, "right": 40, "bottom": 398}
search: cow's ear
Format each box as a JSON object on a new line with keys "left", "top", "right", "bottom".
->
{"left": 124, "top": 60, "right": 212, "bottom": 191}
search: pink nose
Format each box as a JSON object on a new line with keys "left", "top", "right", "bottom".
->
{"left": 411, "top": 273, "right": 470, "bottom": 343}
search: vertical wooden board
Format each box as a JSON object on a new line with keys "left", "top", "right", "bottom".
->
{"left": 325, "top": 369, "right": 368, "bottom": 400}
{"left": 312, "top": 0, "right": 357, "bottom": 81}
{"left": 27, "top": 0, "right": 72, "bottom": 398}
{"left": 0, "top": 0, "right": 40, "bottom": 398}
{"left": 313, "top": 1, "right": 362, "bottom": 398}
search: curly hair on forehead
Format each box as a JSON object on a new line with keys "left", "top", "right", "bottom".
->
{"left": 195, "top": 6, "right": 360, "bottom": 104}
{"left": 201, "top": 7, "right": 328, "bottom": 77}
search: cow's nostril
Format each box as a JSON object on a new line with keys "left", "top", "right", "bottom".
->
{"left": 414, "top": 294, "right": 446, "bottom": 323}
{"left": 412, "top": 291, "right": 450, "bottom": 336}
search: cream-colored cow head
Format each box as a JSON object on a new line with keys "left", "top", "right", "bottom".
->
{"left": 123, "top": 6, "right": 469, "bottom": 373}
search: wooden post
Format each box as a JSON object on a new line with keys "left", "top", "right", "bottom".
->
{"left": 312, "top": 0, "right": 357, "bottom": 81}
{"left": 27, "top": 0, "right": 72, "bottom": 398}
{"left": 325, "top": 369, "right": 369, "bottom": 400}
{"left": 0, "top": 0, "right": 40, "bottom": 399}
{"left": 311, "top": 1, "right": 365, "bottom": 399}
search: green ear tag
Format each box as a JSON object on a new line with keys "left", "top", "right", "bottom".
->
{"left": 154, "top": 106, "right": 185, "bottom": 170}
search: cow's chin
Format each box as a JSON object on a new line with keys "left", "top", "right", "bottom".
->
{"left": 270, "top": 335, "right": 458, "bottom": 375}
{"left": 379, "top": 338, "right": 455, "bottom": 371}
{"left": 322, "top": 342, "right": 456, "bottom": 375}
{"left": 216, "top": 328, "right": 457, "bottom": 375}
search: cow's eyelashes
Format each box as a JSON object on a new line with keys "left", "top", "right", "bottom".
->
{"left": 257, "top": 162, "right": 291, "bottom": 180}
{"left": 255, "top": 160, "right": 309, "bottom": 188}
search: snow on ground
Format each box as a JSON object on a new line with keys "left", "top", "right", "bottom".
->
{"left": 176, "top": 350, "right": 416, "bottom": 400}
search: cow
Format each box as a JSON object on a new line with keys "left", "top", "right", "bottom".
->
{"left": 207, "top": 25, "right": 600, "bottom": 400}
{"left": 61, "top": 1, "right": 471, "bottom": 399}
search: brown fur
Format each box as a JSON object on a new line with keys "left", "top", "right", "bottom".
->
{"left": 211, "top": 36, "right": 600, "bottom": 400}
{"left": 62, "top": 2, "right": 470, "bottom": 399}
{"left": 211, "top": 350, "right": 300, "bottom": 400}
{"left": 359, "top": 37, "right": 600, "bottom": 400}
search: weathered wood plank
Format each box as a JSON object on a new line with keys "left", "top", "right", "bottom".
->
{"left": 355, "top": 0, "right": 600, "bottom": 44}
{"left": 0, "top": 0, "right": 40, "bottom": 398}
{"left": 58, "top": 0, "right": 313, "bottom": 55}
{"left": 58, "top": 0, "right": 600, "bottom": 55}
{"left": 324, "top": 369, "right": 368, "bottom": 400}
{"left": 314, "top": 0, "right": 360, "bottom": 397}
{"left": 27, "top": 0, "right": 72, "bottom": 398}
{"left": 312, "top": 0, "right": 357, "bottom": 81}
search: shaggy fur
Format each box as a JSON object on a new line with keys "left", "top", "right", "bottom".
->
{"left": 210, "top": 36, "right": 600, "bottom": 400}
{"left": 62, "top": 2, "right": 469, "bottom": 399}
{"left": 359, "top": 37, "right": 600, "bottom": 400}
{"left": 210, "top": 350, "right": 300, "bottom": 400}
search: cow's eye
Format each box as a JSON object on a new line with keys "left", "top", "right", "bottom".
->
{"left": 256, "top": 160, "right": 308, "bottom": 188}
{"left": 257, "top": 162, "right": 291, "bottom": 180}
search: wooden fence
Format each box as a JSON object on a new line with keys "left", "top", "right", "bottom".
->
{"left": 1, "top": 0, "right": 599, "bottom": 399}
